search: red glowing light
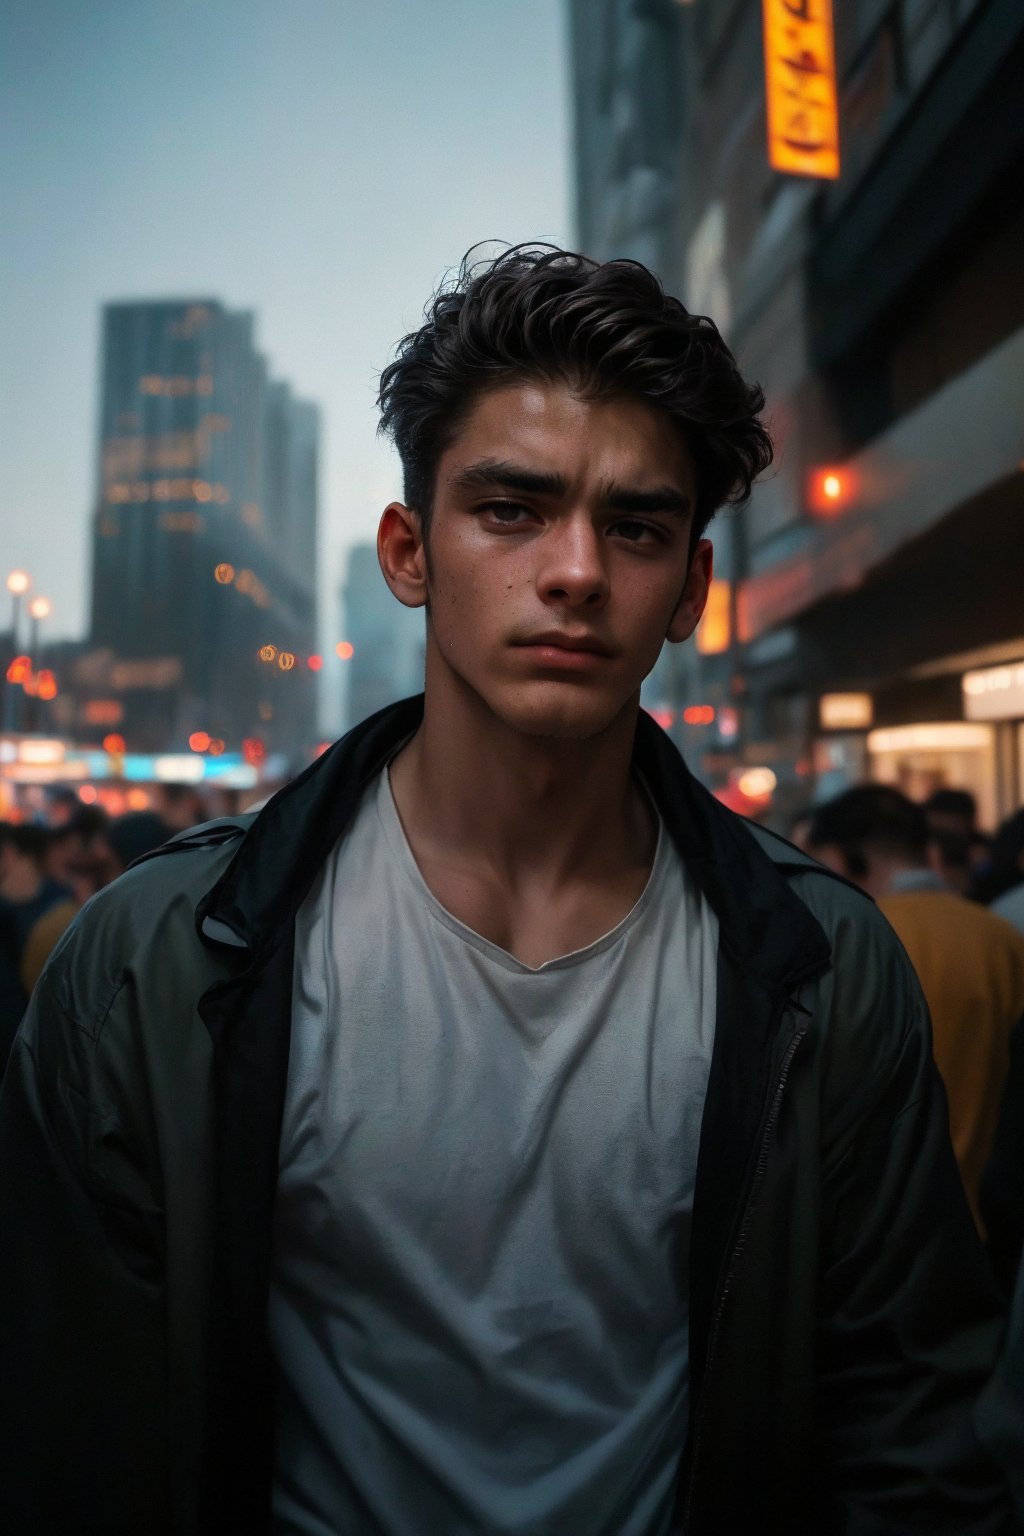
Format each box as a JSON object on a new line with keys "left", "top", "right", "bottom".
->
{"left": 6, "top": 654, "right": 31, "bottom": 685}
{"left": 307, "top": 654, "right": 323, "bottom": 671}
{"left": 809, "top": 467, "right": 852, "bottom": 516}
{"left": 335, "top": 641, "right": 355, "bottom": 660}
{"left": 188, "top": 731, "right": 211, "bottom": 753}
{"left": 646, "top": 706, "right": 674, "bottom": 731}
{"left": 683, "top": 705, "right": 716, "bottom": 726}
{"left": 242, "top": 737, "right": 266, "bottom": 767}
{"left": 102, "top": 733, "right": 126, "bottom": 756}
{"left": 78, "top": 785, "right": 98, "bottom": 805}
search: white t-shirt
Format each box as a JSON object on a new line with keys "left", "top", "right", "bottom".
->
{"left": 269, "top": 767, "right": 719, "bottom": 1536}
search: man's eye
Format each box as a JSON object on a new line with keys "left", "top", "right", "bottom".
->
{"left": 611, "top": 519, "right": 661, "bottom": 543}
{"left": 481, "top": 501, "right": 530, "bottom": 524}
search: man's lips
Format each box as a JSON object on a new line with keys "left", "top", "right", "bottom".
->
{"left": 512, "top": 632, "right": 614, "bottom": 657}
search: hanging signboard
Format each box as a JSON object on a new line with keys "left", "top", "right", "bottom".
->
{"left": 762, "top": 0, "right": 840, "bottom": 180}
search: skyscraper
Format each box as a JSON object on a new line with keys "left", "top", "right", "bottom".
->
{"left": 339, "top": 544, "right": 424, "bottom": 731}
{"left": 88, "top": 301, "right": 319, "bottom": 753}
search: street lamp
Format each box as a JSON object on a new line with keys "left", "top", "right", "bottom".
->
{"left": 29, "top": 595, "right": 52, "bottom": 664}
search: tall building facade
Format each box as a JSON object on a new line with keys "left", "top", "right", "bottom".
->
{"left": 571, "top": 0, "right": 1024, "bottom": 824}
{"left": 87, "top": 301, "right": 319, "bottom": 753}
{"left": 339, "top": 544, "right": 424, "bottom": 732}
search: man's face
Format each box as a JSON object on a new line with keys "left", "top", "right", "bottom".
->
{"left": 406, "top": 379, "right": 710, "bottom": 740}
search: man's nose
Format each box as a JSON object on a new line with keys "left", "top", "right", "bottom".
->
{"left": 536, "top": 518, "right": 610, "bottom": 609}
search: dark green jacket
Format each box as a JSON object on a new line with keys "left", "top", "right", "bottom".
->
{"left": 0, "top": 699, "right": 1010, "bottom": 1534}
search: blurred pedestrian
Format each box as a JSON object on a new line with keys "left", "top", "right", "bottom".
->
{"left": 42, "top": 805, "right": 111, "bottom": 903}
{"left": 151, "top": 782, "right": 208, "bottom": 833}
{"left": 0, "top": 823, "right": 77, "bottom": 1069}
{"left": 98, "top": 810, "right": 172, "bottom": 877}
{"left": 925, "top": 787, "right": 991, "bottom": 895}
{"left": 986, "top": 809, "right": 1024, "bottom": 935}
{"left": 808, "top": 784, "right": 1024, "bottom": 1228}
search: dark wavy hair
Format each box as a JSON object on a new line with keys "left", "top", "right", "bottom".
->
{"left": 377, "top": 244, "right": 773, "bottom": 544}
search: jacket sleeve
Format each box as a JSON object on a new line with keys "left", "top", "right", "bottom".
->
{"left": 816, "top": 921, "right": 1011, "bottom": 1535}
{"left": 0, "top": 924, "right": 172, "bottom": 1536}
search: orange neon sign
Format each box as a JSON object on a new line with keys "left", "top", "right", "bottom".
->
{"left": 762, "top": 0, "right": 840, "bottom": 180}
{"left": 696, "top": 579, "right": 732, "bottom": 656}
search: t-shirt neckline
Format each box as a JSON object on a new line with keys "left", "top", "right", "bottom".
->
{"left": 375, "top": 766, "right": 667, "bottom": 975}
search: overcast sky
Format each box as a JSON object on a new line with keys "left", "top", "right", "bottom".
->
{"left": 0, "top": 0, "right": 571, "bottom": 641}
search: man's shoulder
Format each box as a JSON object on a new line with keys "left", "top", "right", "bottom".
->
{"left": 42, "top": 815, "right": 253, "bottom": 996}
{"left": 740, "top": 818, "right": 883, "bottom": 929}
{"left": 737, "top": 816, "right": 926, "bottom": 1007}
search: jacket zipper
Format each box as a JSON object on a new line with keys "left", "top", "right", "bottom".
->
{"left": 680, "top": 980, "right": 816, "bottom": 1533}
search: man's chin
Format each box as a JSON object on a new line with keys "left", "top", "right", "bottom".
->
{"left": 491, "top": 690, "right": 636, "bottom": 743}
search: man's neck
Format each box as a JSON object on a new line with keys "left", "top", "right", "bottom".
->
{"left": 389, "top": 678, "right": 655, "bottom": 898}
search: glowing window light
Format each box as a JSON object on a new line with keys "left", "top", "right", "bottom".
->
{"left": 819, "top": 693, "right": 873, "bottom": 730}
{"left": 17, "top": 738, "right": 66, "bottom": 766}
{"left": 335, "top": 641, "right": 355, "bottom": 660}
{"left": 737, "top": 767, "right": 777, "bottom": 800}
{"left": 214, "top": 563, "right": 235, "bottom": 584}
{"left": 867, "top": 723, "right": 993, "bottom": 754}
{"left": 696, "top": 580, "right": 731, "bottom": 655}
{"left": 188, "top": 731, "right": 211, "bottom": 753}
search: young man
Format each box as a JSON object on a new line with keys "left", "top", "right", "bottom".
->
{"left": 0, "top": 248, "right": 1009, "bottom": 1535}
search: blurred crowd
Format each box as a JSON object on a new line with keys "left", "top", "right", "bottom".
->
{"left": 0, "top": 783, "right": 209, "bottom": 1066}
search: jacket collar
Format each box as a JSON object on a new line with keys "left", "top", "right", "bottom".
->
{"left": 199, "top": 695, "right": 830, "bottom": 992}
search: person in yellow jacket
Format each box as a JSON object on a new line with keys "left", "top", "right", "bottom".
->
{"left": 809, "top": 784, "right": 1024, "bottom": 1228}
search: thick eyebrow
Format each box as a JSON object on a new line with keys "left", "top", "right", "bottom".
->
{"left": 452, "top": 460, "right": 569, "bottom": 498}
{"left": 452, "top": 458, "right": 691, "bottom": 517}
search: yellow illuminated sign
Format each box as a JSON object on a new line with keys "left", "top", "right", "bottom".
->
{"left": 819, "top": 693, "right": 873, "bottom": 730}
{"left": 762, "top": 0, "right": 840, "bottom": 180}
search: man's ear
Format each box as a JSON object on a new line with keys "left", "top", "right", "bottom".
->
{"left": 377, "top": 502, "right": 428, "bottom": 609}
{"left": 666, "top": 537, "right": 713, "bottom": 643}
